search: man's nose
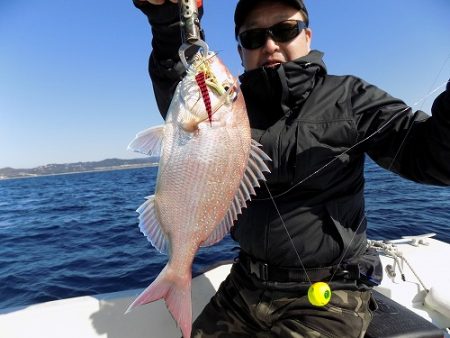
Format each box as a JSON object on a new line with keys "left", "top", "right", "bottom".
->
{"left": 262, "top": 35, "right": 279, "bottom": 53}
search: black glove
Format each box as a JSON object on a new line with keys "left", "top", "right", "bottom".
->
{"left": 133, "top": 1, "right": 181, "bottom": 27}
{"left": 134, "top": 1, "right": 204, "bottom": 60}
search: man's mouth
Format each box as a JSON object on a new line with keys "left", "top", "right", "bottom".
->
{"left": 262, "top": 61, "right": 281, "bottom": 69}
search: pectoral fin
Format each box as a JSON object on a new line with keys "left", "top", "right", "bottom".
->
{"left": 127, "top": 125, "right": 164, "bottom": 159}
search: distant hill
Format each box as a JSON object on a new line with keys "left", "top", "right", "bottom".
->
{"left": 0, "top": 158, "right": 157, "bottom": 180}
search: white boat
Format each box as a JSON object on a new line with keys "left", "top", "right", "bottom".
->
{"left": 1, "top": 234, "right": 449, "bottom": 338}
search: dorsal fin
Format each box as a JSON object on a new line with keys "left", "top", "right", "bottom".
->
{"left": 201, "top": 140, "right": 271, "bottom": 247}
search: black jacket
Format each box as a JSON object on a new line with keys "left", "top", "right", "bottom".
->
{"left": 134, "top": 1, "right": 450, "bottom": 285}
{"left": 235, "top": 51, "right": 450, "bottom": 273}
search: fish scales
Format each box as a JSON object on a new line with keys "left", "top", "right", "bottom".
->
{"left": 127, "top": 53, "right": 270, "bottom": 338}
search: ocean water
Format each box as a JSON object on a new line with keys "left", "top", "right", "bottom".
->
{"left": 0, "top": 159, "right": 449, "bottom": 310}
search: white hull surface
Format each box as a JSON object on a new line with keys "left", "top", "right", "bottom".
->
{"left": 1, "top": 236, "right": 449, "bottom": 337}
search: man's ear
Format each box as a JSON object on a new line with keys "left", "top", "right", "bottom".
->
{"left": 237, "top": 45, "right": 245, "bottom": 68}
{"left": 305, "top": 28, "right": 312, "bottom": 50}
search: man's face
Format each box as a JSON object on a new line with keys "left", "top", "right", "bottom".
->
{"left": 237, "top": 1, "right": 312, "bottom": 71}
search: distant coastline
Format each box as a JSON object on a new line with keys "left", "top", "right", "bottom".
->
{"left": 0, "top": 158, "right": 157, "bottom": 180}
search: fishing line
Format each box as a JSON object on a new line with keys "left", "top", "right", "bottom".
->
{"left": 263, "top": 177, "right": 367, "bottom": 296}
{"left": 413, "top": 81, "right": 448, "bottom": 108}
{"left": 388, "top": 53, "right": 449, "bottom": 170}
{"left": 328, "top": 216, "right": 366, "bottom": 282}
{"left": 414, "top": 53, "right": 450, "bottom": 109}
{"left": 256, "top": 107, "right": 409, "bottom": 201}
{"left": 263, "top": 181, "right": 312, "bottom": 285}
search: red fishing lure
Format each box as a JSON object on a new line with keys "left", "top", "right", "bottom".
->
{"left": 195, "top": 71, "right": 212, "bottom": 123}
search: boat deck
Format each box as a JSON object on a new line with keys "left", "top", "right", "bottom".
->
{"left": 1, "top": 237, "right": 449, "bottom": 337}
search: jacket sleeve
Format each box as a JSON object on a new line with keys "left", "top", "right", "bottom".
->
{"left": 352, "top": 77, "right": 450, "bottom": 186}
{"left": 133, "top": 1, "right": 203, "bottom": 118}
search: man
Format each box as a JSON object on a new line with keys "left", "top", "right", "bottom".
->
{"left": 133, "top": 0, "right": 450, "bottom": 337}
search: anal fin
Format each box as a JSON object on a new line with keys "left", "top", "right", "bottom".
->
{"left": 136, "top": 195, "right": 169, "bottom": 254}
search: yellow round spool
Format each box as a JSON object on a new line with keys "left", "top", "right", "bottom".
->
{"left": 308, "top": 282, "right": 331, "bottom": 306}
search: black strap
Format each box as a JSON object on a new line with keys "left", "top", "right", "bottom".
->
{"left": 238, "top": 251, "right": 361, "bottom": 283}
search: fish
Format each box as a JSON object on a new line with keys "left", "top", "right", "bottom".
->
{"left": 126, "top": 52, "right": 270, "bottom": 338}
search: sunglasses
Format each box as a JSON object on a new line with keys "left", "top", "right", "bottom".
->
{"left": 238, "top": 20, "right": 307, "bottom": 50}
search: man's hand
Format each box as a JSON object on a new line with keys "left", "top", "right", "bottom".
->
{"left": 142, "top": 0, "right": 202, "bottom": 6}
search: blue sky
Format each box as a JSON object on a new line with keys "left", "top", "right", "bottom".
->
{"left": 1, "top": 1, "right": 449, "bottom": 169}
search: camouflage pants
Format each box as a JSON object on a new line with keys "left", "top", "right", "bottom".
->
{"left": 191, "top": 264, "right": 373, "bottom": 338}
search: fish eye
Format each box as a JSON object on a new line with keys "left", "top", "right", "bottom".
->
{"left": 222, "top": 81, "right": 233, "bottom": 91}
{"left": 221, "top": 81, "right": 237, "bottom": 102}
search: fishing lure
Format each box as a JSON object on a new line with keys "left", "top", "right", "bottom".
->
{"left": 195, "top": 71, "right": 212, "bottom": 123}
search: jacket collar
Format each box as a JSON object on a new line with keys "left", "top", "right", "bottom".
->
{"left": 239, "top": 50, "right": 327, "bottom": 129}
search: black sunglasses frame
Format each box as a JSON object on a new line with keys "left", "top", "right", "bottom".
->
{"left": 238, "top": 20, "right": 307, "bottom": 50}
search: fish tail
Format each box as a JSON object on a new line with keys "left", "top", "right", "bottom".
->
{"left": 125, "top": 265, "right": 193, "bottom": 338}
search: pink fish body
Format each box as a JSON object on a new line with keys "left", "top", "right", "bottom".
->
{"left": 127, "top": 53, "right": 270, "bottom": 337}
